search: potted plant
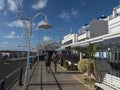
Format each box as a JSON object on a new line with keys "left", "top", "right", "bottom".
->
{"left": 78, "top": 59, "right": 97, "bottom": 82}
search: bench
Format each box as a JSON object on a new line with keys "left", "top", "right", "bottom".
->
{"left": 95, "top": 74, "right": 120, "bottom": 90}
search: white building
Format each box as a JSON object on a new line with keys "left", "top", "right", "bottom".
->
{"left": 78, "top": 19, "right": 108, "bottom": 42}
{"left": 108, "top": 5, "right": 120, "bottom": 34}
{"left": 77, "top": 26, "right": 90, "bottom": 41}
{"left": 59, "top": 5, "right": 120, "bottom": 77}
{"left": 61, "top": 28, "right": 78, "bottom": 46}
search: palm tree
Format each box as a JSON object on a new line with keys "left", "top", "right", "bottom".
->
{"left": 88, "top": 43, "right": 100, "bottom": 59}
{"left": 75, "top": 43, "right": 102, "bottom": 81}
{"left": 74, "top": 43, "right": 100, "bottom": 59}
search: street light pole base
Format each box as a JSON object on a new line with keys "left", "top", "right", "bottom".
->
{"left": 24, "top": 67, "right": 29, "bottom": 88}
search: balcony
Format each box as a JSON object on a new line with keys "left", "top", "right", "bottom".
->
{"left": 78, "top": 33, "right": 89, "bottom": 41}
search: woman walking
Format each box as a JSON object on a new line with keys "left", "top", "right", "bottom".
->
{"left": 52, "top": 52, "right": 59, "bottom": 72}
{"left": 44, "top": 51, "right": 51, "bottom": 73}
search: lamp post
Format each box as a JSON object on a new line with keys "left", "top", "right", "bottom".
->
{"left": 23, "top": 12, "right": 52, "bottom": 88}
{"left": 37, "top": 43, "right": 40, "bottom": 62}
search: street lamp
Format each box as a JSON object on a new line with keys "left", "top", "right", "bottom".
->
{"left": 23, "top": 12, "right": 52, "bottom": 88}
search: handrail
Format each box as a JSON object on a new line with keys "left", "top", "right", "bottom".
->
{"left": 5, "top": 67, "right": 21, "bottom": 79}
{"left": 0, "top": 57, "right": 36, "bottom": 90}
{"left": 0, "top": 78, "right": 5, "bottom": 90}
{"left": 0, "top": 79, "right": 4, "bottom": 84}
{"left": 0, "top": 61, "right": 27, "bottom": 90}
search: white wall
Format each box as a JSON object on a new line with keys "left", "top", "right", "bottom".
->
{"left": 78, "top": 33, "right": 87, "bottom": 41}
{"left": 108, "top": 16, "right": 120, "bottom": 34}
{"left": 62, "top": 34, "right": 77, "bottom": 44}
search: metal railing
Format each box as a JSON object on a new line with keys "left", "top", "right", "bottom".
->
{"left": 0, "top": 56, "right": 37, "bottom": 90}
{"left": 0, "top": 63, "right": 26, "bottom": 90}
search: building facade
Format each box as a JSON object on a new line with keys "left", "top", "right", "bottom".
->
{"left": 59, "top": 5, "right": 120, "bottom": 77}
{"left": 61, "top": 33, "right": 78, "bottom": 46}
{"left": 108, "top": 5, "right": 120, "bottom": 34}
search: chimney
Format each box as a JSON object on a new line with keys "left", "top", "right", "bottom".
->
{"left": 113, "top": 8, "right": 117, "bottom": 18}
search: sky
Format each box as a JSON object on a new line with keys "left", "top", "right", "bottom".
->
{"left": 0, "top": 0, "right": 119, "bottom": 51}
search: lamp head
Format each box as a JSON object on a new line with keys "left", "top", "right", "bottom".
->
{"left": 39, "top": 20, "right": 52, "bottom": 29}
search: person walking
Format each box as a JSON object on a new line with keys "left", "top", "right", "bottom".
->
{"left": 44, "top": 51, "right": 51, "bottom": 73}
{"left": 52, "top": 52, "right": 59, "bottom": 72}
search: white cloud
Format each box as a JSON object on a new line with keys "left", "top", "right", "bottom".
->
{"left": 81, "top": 1, "right": 86, "bottom": 7}
{"left": 59, "top": 9, "right": 79, "bottom": 21}
{"left": 37, "top": 20, "right": 44, "bottom": 27}
{"left": 0, "top": 41, "right": 9, "bottom": 45}
{"left": 44, "top": 36, "right": 52, "bottom": 42}
{"left": 2, "top": 41, "right": 9, "bottom": 45}
{"left": 6, "top": 20, "right": 23, "bottom": 27}
{"left": 4, "top": 11, "right": 7, "bottom": 16}
{"left": 4, "top": 31, "right": 19, "bottom": 39}
{"left": 71, "top": 9, "right": 79, "bottom": 17}
{"left": 59, "top": 11, "right": 71, "bottom": 20}
{"left": 0, "top": 0, "right": 5, "bottom": 10}
{"left": 7, "top": 0, "right": 18, "bottom": 12}
{"left": 32, "top": 0, "right": 48, "bottom": 10}
{"left": 33, "top": 20, "right": 45, "bottom": 31}
{"left": 0, "top": 0, "right": 23, "bottom": 14}
{"left": 37, "top": 20, "right": 44, "bottom": 26}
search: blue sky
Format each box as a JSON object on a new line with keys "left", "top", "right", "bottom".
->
{"left": 0, "top": 0, "right": 119, "bottom": 51}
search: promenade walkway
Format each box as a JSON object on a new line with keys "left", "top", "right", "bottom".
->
{"left": 13, "top": 61, "right": 89, "bottom": 90}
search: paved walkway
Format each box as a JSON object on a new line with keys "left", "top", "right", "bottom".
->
{"left": 27, "top": 61, "right": 89, "bottom": 90}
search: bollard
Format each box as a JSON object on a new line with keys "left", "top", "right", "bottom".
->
{"left": 1, "top": 78, "right": 5, "bottom": 90}
{"left": 19, "top": 67, "right": 23, "bottom": 86}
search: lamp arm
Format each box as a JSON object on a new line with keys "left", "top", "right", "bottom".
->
{"left": 32, "top": 12, "right": 47, "bottom": 21}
